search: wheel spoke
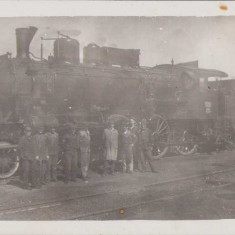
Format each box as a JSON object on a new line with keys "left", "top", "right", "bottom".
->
{"left": 159, "top": 125, "right": 168, "bottom": 133}
{"left": 150, "top": 114, "right": 170, "bottom": 159}
{"left": 157, "top": 120, "right": 164, "bottom": 133}
{"left": 153, "top": 129, "right": 169, "bottom": 136}
{"left": 159, "top": 131, "right": 170, "bottom": 136}
{"left": 156, "top": 119, "right": 160, "bottom": 129}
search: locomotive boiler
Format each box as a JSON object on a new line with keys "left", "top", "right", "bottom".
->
{"left": 0, "top": 26, "right": 232, "bottom": 179}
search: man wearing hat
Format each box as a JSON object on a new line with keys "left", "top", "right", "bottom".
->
{"left": 18, "top": 126, "right": 40, "bottom": 189}
{"left": 62, "top": 123, "right": 79, "bottom": 183}
{"left": 33, "top": 126, "right": 50, "bottom": 185}
{"left": 138, "top": 119, "right": 157, "bottom": 173}
{"left": 121, "top": 122, "right": 137, "bottom": 173}
{"left": 46, "top": 127, "right": 59, "bottom": 182}
{"left": 103, "top": 121, "right": 119, "bottom": 175}
{"left": 78, "top": 123, "right": 91, "bottom": 183}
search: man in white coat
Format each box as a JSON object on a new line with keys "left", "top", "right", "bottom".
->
{"left": 103, "top": 121, "right": 118, "bottom": 175}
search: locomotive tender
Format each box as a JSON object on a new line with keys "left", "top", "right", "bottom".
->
{"left": 0, "top": 26, "right": 233, "bottom": 179}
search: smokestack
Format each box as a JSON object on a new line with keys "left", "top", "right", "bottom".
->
{"left": 15, "top": 26, "right": 38, "bottom": 59}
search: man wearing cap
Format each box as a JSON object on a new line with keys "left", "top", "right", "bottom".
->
{"left": 33, "top": 126, "right": 50, "bottom": 185}
{"left": 103, "top": 121, "right": 119, "bottom": 175}
{"left": 18, "top": 126, "right": 40, "bottom": 189}
{"left": 46, "top": 127, "right": 59, "bottom": 182}
{"left": 78, "top": 124, "right": 91, "bottom": 183}
{"left": 138, "top": 119, "right": 157, "bottom": 173}
{"left": 62, "top": 123, "right": 79, "bottom": 183}
{"left": 121, "top": 123, "right": 137, "bottom": 173}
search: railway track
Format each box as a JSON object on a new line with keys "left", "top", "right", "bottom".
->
{"left": 1, "top": 166, "right": 235, "bottom": 220}
{"left": 72, "top": 167, "right": 235, "bottom": 220}
{"left": 72, "top": 185, "right": 230, "bottom": 220}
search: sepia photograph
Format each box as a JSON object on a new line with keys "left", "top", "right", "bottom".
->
{"left": 0, "top": 1, "right": 235, "bottom": 234}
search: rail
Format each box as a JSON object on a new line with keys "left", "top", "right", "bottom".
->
{"left": 1, "top": 165, "right": 235, "bottom": 219}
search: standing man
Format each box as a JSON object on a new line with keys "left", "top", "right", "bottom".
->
{"left": 121, "top": 122, "right": 137, "bottom": 173}
{"left": 46, "top": 127, "right": 59, "bottom": 182}
{"left": 139, "top": 119, "right": 157, "bottom": 173}
{"left": 129, "top": 118, "right": 139, "bottom": 172}
{"left": 62, "top": 123, "right": 79, "bottom": 183}
{"left": 78, "top": 124, "right": 91, "bottom": 183}
{"left": 103, "top": 121, "right": 118, "bottom": 175}
{"left": 18, "top": 126, "right": 40, "bottom": 189}
{"left": 33, "top": 126, "right": 50, "bottom": 185}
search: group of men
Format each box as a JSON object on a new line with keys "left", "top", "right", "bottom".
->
{"left": 103, "top": 119, "right": 156, "bottom": 175}
{"left": 18, "top": 123, "right": 91, "bottom": 190}
{"left": 18, "top": 126, "right": 59, "bottom": 189}
{"left": 18, "top": 118, "right": 157, "bottom": 190}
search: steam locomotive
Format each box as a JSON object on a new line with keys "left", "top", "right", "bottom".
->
{"left": 0, "top": 26, "right": 233, "bottom": 179}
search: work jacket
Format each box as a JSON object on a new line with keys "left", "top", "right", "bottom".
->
{"left": 33, "top": 133, "right": 49, "bottom": 160}
{"left": 103, "top": 128, "right": 118, "bottom": 161}
{"left": 18, "top": 135, "right": 35, "bottom": 160}
{"left": 122, "top": 130, "right": 137, "bottom": 148}
{"left": 63, "top": 133, "right": 79, "bottom": 152}
{"left": 78, "top": 130, "right": 91, "bottom": 152}
{"left": 46, "top": 132, "right": 59, "bottom": 155}
{"left": 130, "top": 125, "right": 139, "bottom": 135}
{"left": 139, "top": 127, "right": 153, "bottom": 149}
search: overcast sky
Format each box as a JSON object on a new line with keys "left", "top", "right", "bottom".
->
{"left": 0, "top": 16, "right": 234, "bottom": 76}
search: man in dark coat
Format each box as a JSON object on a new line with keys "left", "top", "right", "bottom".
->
{"left": 33, "top": 126, "right": 50, "bottom": 185}
{"left": 18, "top": 126, "right": 40, "bottom": 189}
{"left": 138, "top": 119, "right": 157, "bottom": 173}
{"left": 62, "top": 123, "right": 79, "bottom": 183}
{"left": 78, "top": 124, "right": 91, "bottom": 183}
{"left": 46, "top": 127, "right": 59, "bottom": 182}
{"left": 121, "top": 122, "right": 137, "bottom": 173}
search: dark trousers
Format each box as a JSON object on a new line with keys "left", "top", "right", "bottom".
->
{"left": 122, "top": 145, "right": 134, "bottom": 172}
{"left": 22, "top": 159, "right": 41, "bottom": 187}
{"left": 139, "top": 147, "right": 155, "bottom": 172}
{"left": 104, "top": 160, "right": 116, "bottom": 174}
{"left": 41, "top": 160, "right": 50, "bottom": 183}
{"left": 133, "top": 144, "right": 139, "bottom": 170}
{"left": 64, "top": 150, "right": 78, "bottom": 181}
{"left": 49, "top": 154, "right": 58, "bottom": 181}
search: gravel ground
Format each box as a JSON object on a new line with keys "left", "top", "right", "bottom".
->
{"left": 0, "top": 150, "right": 235, "bottom": 220}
